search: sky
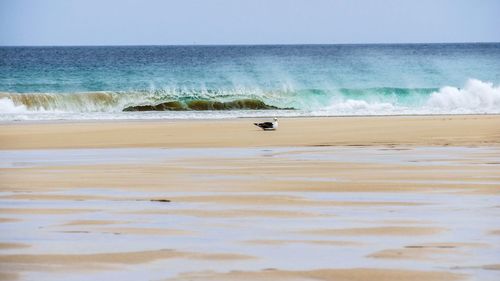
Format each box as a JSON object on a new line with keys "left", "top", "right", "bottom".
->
{"left": 1, "top": 0, "right": 499, "bottom": 46}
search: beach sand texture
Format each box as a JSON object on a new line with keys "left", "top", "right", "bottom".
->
{"left": 1, "top": 115, "right": 500, "bottom": 149}
{"left": 1, "top": 116, "right": 500, "bottom": 281}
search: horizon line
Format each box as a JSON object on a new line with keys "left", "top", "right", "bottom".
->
{"left": 1, "top": 41, "right": 499, "bottom": 48}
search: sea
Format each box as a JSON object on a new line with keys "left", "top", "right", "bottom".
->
{"left": 0, "top": 43, "right": 499, "bottom": 121}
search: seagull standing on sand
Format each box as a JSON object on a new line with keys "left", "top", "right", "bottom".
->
{"left": 254, "top": 118, "right": 278, "bottom": 131}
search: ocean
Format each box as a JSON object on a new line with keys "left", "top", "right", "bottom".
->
{"left": 0, "top": 43, "right": 499, "bottom": 121}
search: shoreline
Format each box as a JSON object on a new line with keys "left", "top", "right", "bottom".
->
{"left": 1, "top": 112, "right": 499, "bottom": 125}
{"left": 1, "top": 114, "right": 499, "bottom": 150}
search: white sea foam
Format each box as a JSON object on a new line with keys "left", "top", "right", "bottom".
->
{"left": 0, "top": 98, "right": 29, "bottom": 113}
{"left": 426, "top": 79, "right": 500, "bottom": 113}
{"left": 315, "top": 79, "right": 500, "bottom": 116}
{"left": 318, "top": 99, "right": 401, "bottom": 115}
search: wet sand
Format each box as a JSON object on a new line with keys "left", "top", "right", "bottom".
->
{"left": 300, "top": 226, "right": 446, "bottom": 236}
{"left": 1, "top": 116, "right": 500, "bottom": 281}
{"left": 0, "top": 249, "right": 253, "bottom": 267}
{"left": 170, "top": 268, "right": 464, "bottom": 281}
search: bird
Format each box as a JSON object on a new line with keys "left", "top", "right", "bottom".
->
{"left": 254, "top": 118, "right": 278, "bottom": 131}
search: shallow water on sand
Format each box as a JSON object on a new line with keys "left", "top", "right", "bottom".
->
{"left": 1, "top": 146, "right": 498, "bottom": 168}
{"left": 1, "top": 146, "right": 499, "bottom": 281}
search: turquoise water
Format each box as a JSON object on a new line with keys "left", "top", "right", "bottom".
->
{"left": 0, "top": 44, "right": 499, "bottom": 120}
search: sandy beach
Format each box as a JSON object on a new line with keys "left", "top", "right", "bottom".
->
{"left": 1, "top": 115, "right": 500, "bottom": 149}
{"left": 1, "top": 115, "right": 500, "bottom": 281}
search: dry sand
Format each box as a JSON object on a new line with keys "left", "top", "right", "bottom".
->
{"left": 1, "top": 115, "right": 499, "bottom": 149}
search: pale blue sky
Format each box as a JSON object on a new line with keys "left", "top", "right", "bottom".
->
{"left": 1, "top": 0, "right": 499, "bottom": 46}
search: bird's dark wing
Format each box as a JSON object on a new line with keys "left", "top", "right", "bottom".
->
{"left": 255, "top": 122, "right": 273, "bottom": 129}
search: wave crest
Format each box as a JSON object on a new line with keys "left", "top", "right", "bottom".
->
{"left": 426, "top": 79, "right": 500, "bottom": 113}
{"left": 1, "top": 79, "right": 499, "bottom": 119}
{"left": 0, "top": 92, "right": 124, "bottom": 112}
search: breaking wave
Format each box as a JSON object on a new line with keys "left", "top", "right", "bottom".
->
{"left": 0, "top": 98, "right": 29, "bottom": 113}
{"left": 313, "top": 79, "right": 500, "bottom": 116}
{"left": 426, "top": 79, "right": 500, "bottom": 113}
{"left": 0, "top": 79, "right": 499, "bottom": 120}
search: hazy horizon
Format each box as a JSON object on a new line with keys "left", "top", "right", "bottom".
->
{"left": 1, "top": 42, "right": 500, "bottom": 48}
